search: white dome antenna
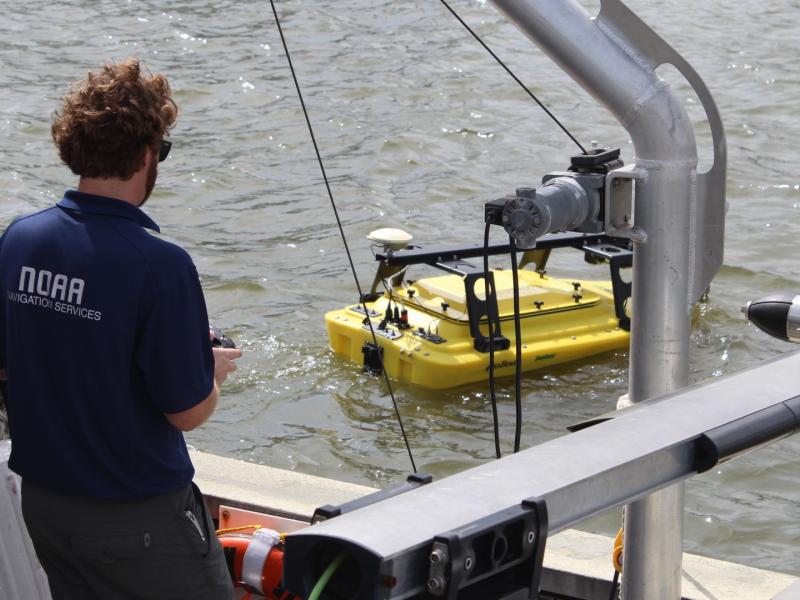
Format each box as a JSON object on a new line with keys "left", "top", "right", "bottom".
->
{"left": 366, "top": 228, "right": 413, "bottom": 251}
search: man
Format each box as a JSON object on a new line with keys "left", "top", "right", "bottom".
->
{"left": 0, "top": 376, "right": 7, "bottom": 439}
{"left": 0, "top": 59, "right": 241, "bottom": 599}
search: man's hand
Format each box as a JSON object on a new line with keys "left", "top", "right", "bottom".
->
{"left": 165, "top": 336, "right": 244, "bottom": 432}
{"left": 213, "top": 346, "right": 243, "bottom": 386}
{"left": 0, "top": 369, "right": 6, "bottom": 381}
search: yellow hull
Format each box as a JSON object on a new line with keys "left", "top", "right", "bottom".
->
{"left": 326, "top": 269, "right": 629, "bottom": 389}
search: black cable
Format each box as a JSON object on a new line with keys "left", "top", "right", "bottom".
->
{"left": 509, "top": 238, "right": 522, "bottom": 453}
{"left": 484, "top": 221, "right": 502, "bottom": 460}
{"left": 268, "top": 0, "right": 417, "bottom": 473}
{"left": 608, "top": 569, "right": 620, "bottom": 600}
{"left": 438, "top": 0, "right": 587, "bottom": 155}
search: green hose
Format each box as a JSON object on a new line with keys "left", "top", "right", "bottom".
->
{"left": 307, "top": 552, "right": 347, "bottom": 600}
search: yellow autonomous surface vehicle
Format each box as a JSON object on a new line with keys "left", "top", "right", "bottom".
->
{"left": 326, "top": 228, "right": 631, "bottom": 389}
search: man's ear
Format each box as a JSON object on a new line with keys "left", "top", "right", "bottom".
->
{"left": 143, "top": 146, "right": 157, "bottom": 168}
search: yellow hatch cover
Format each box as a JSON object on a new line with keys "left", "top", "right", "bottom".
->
{"left": 409, "top": 269, "right": 598, "bottom": 320}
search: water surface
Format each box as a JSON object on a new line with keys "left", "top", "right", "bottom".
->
{"left": 1, "top": 0, "right": 798, "bottom": 576}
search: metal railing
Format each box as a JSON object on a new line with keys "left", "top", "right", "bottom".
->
{"left": 284, "top": 350, "right": 800, "bottom": 599}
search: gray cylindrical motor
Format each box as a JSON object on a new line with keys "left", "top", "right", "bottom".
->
{"left": 501, "top": 177, "right": 591, "bottom": 249}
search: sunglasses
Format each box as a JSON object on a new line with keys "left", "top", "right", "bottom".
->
{"left": 159, "top": 139, "right": 172, "bottom": 162}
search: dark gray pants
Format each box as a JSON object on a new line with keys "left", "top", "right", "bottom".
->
{"left": 21, "top": 480, "right": 234, "bottom": 600}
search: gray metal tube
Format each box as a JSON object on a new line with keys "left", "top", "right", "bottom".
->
{"left": 534, "top": 178, "right": 590, "bottom": 234}
{"left": 488, "top": 1, "right": 698, "bottom": 598}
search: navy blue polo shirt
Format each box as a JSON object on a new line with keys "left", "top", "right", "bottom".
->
{"left": 0, "top": 190, "right": 214, "bottom": 500}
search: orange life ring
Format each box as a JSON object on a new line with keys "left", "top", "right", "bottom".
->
{"left": 219, "top": 531, "right": 300, "bottom": 600}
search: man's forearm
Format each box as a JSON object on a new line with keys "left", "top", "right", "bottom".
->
{"left": 165, "top": 381, "right": 219, "bottom": 432}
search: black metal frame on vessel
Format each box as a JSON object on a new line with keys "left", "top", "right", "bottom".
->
{"left": 364, "top": 232, "right": 632, "bottom": 352}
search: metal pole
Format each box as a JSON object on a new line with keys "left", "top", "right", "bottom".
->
{"left": 623, "top": 161, "right": 694, "bottom": 600}
{"left": 486, "top": 2, "right": 702, "bottom": 598}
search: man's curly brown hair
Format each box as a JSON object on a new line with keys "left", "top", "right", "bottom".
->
{"left": 52, "top": 59, "right": 178, "bottom": 180}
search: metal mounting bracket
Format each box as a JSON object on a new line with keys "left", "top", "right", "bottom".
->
{"left": 604, "top": 164, "right": 647, "bottom": 243}
{"left": 583, "top": 242, "right": 633, "bottom": 331}
{"left": 464, "top": 272, "right": 510, "bottom": 354}
{"left": 426, "top": 497, "right": 548, "bottom": 599}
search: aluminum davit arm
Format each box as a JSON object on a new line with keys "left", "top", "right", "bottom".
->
{"left": 489, "top": 0, "right": 726, "bottom": 303}
{"left": 486, "top": 2, "right": 727, "bottom": 599}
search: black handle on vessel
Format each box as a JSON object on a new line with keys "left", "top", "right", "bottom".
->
{"left": 694, "top": 396, "right": 800, "bottom": 472}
